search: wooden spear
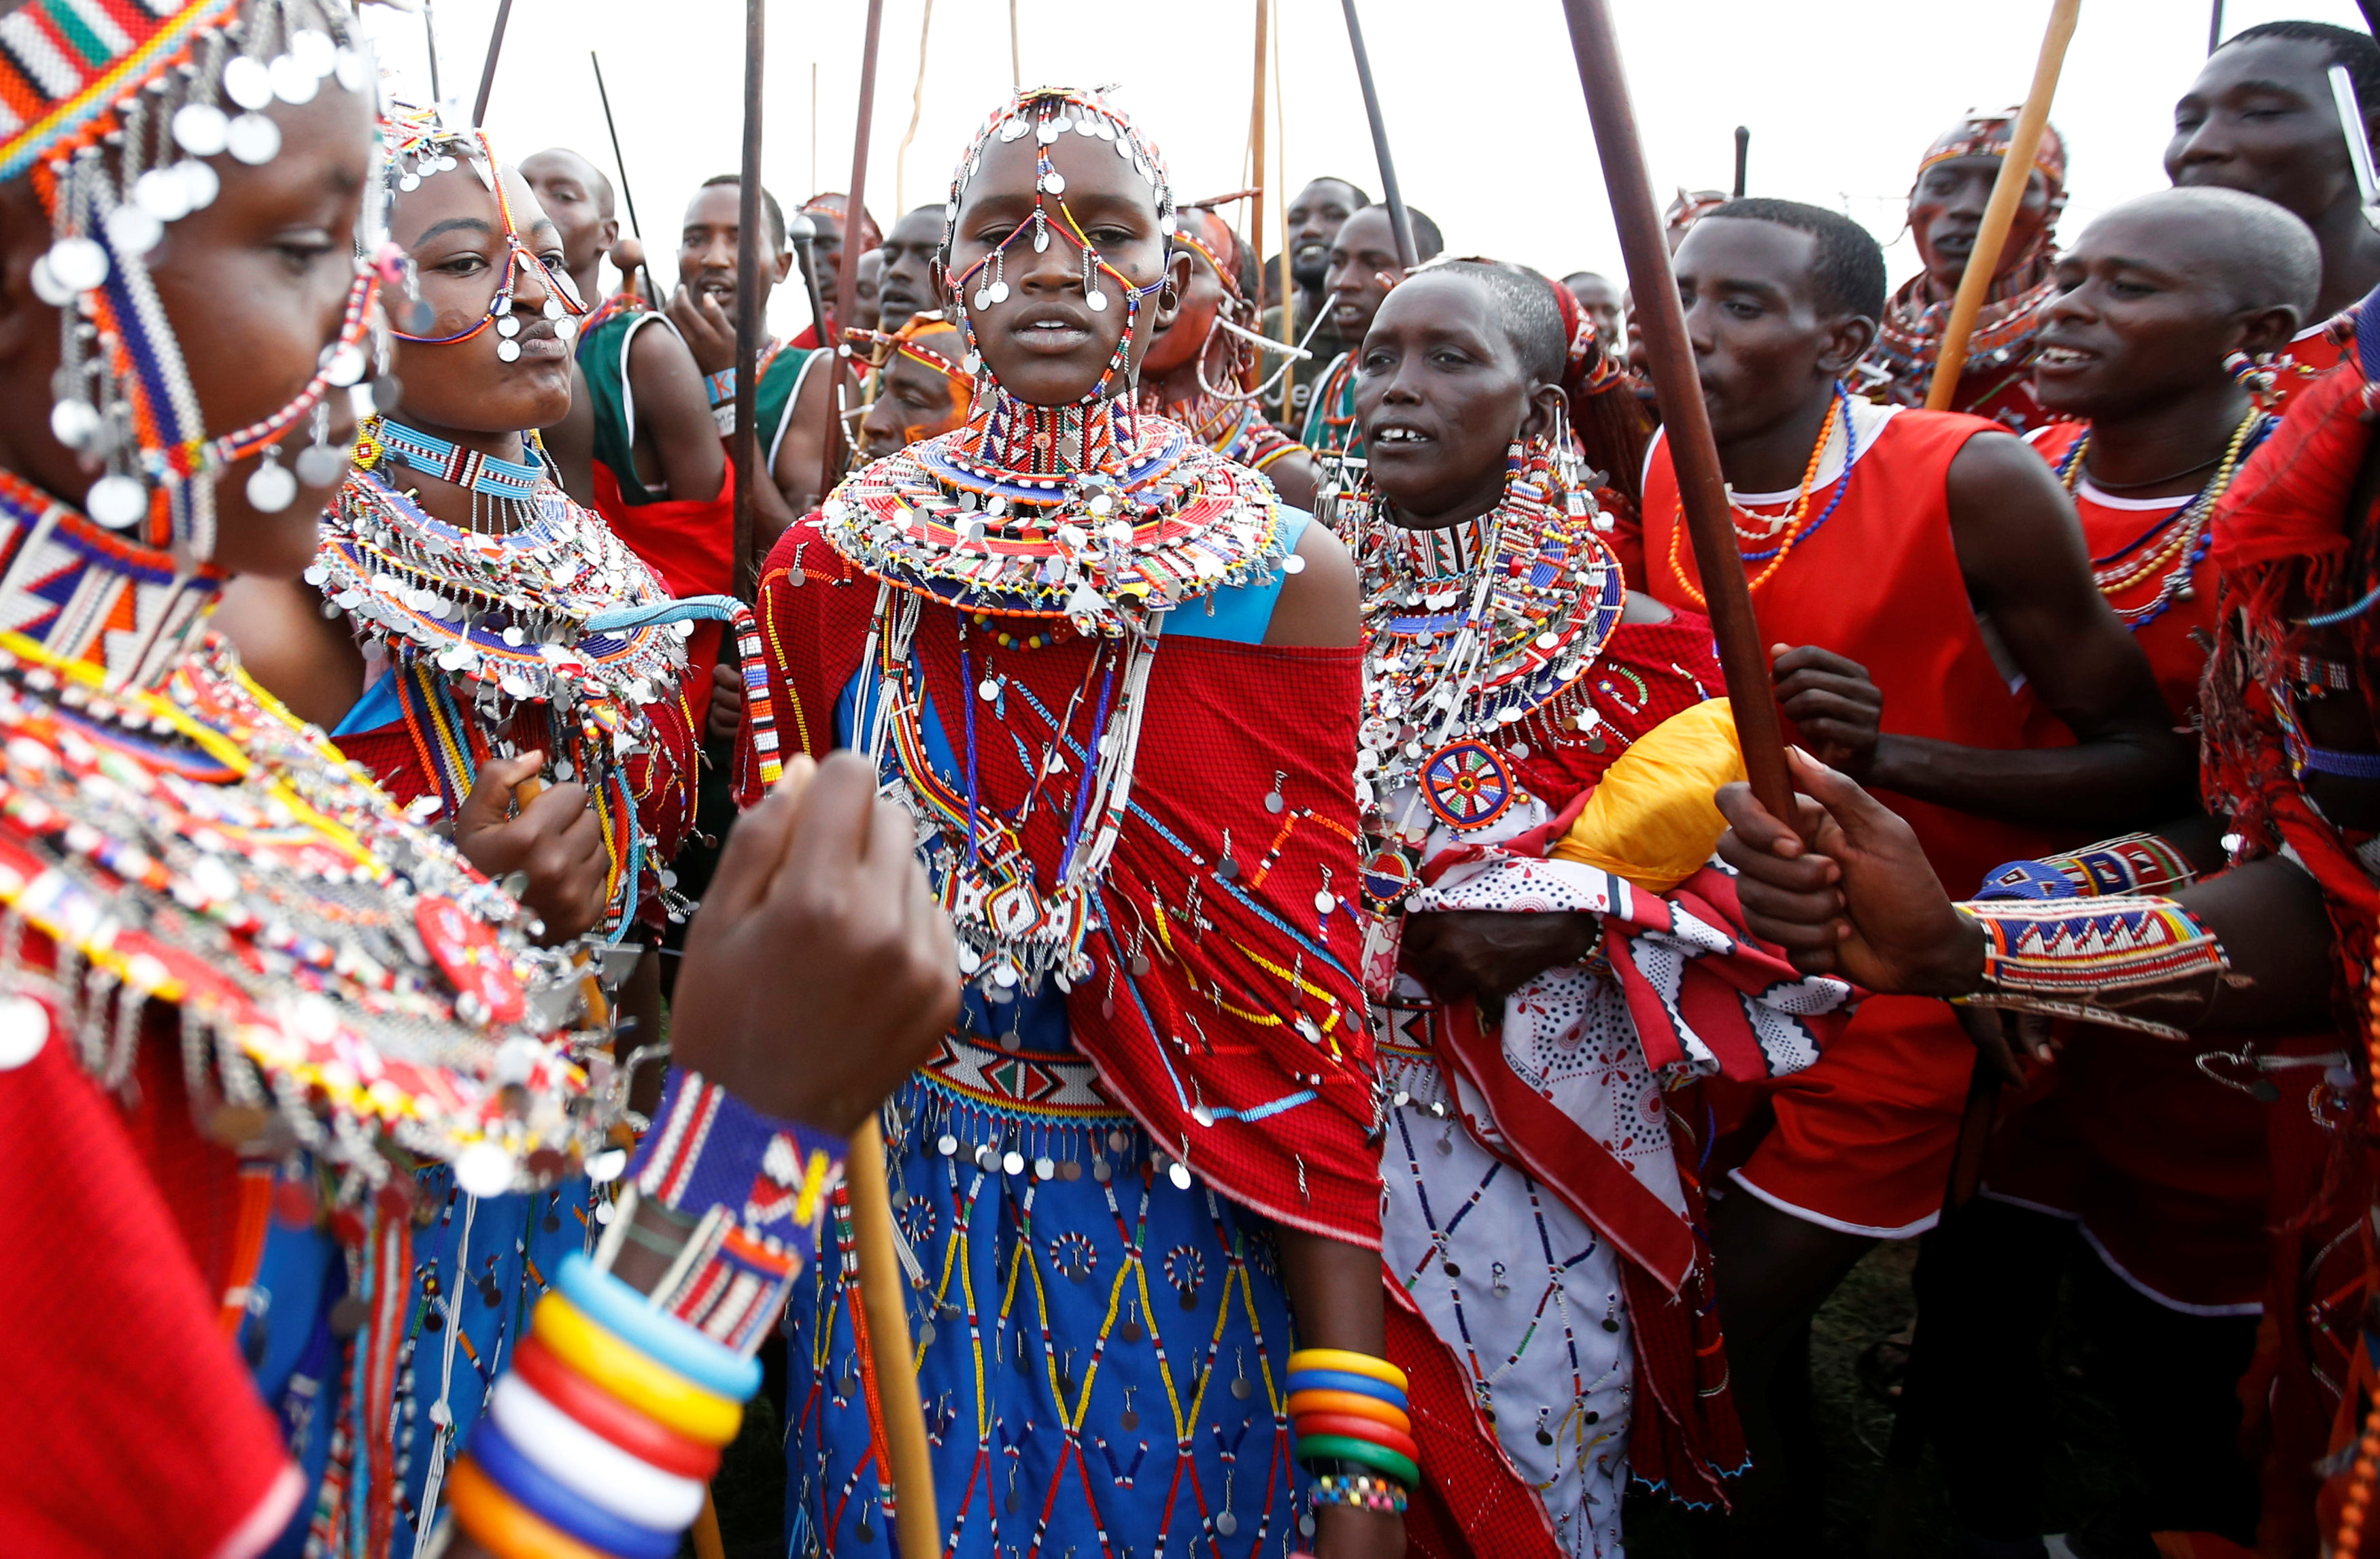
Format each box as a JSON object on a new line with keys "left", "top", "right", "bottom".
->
{"left": 469, "top": 0, "right": 512, "bottom": 127}
{"left": 1921, "top": 0, "right": 2081, "bottom": 411}
{"left": 1555, "top": 0, "right": 1796, "bottom": 824}
{"left": 420, "top": 0, "right": 443, "bottom": 110}
{"left": 1247, "top": 0, "right": 1268, "bottom": 299}
{"left": 1338, "top": 0, "right": 1416, "bottom": 269}
{"left": 590, "top": 52, "right": 663, "bottom": 307}
{"left": 730, "top": 0, "right": 765, "bottom": 603}
{"left": 818, "top": 0, "right": 887, "bottom": 509}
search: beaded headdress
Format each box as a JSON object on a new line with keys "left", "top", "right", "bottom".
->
{"left": 1915, "top": 109, "right": 2069, "bottom": 201}
{"left": 378, "top": 108, "right": 590, "bottom": 352}
{"left": 938, "top": 85, "right": 1178, "bottom": 413}
{"left": 10, "top": 0, "right": 391, "bottom": 565}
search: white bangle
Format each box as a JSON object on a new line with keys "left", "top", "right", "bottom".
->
{"left": 486, "top": 1371, "right": 709, "bottom": 1530}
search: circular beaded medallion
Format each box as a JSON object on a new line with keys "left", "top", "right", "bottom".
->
{"left": 1419, "top": 741, "right": 1515, "bottom": 830}
{"left": 1361, "top": 846, "right": 1418, "bottom": 914}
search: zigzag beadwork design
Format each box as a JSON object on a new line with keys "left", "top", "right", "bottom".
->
{"left": 1972, "top": 896, "right": 2225, "bottom": 999}
{"left": 0, "top": 465, "right": 217, "bottom": 686}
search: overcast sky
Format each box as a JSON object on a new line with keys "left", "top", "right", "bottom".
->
{"left": 360, "top": 0, "right": 2370, "bottom": 340}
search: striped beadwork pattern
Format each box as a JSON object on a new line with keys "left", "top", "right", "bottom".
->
{"left": 0, "top": 0, "right": 234, "bottom": 183}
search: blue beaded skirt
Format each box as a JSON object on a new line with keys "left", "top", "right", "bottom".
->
{"left": 783, "top": 983, "right": 1312, "bottom": 1559}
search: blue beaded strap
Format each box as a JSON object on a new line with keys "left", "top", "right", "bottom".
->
{"left": 466, "top": 1415, "right": 681, "bottom": 1559}
{"left": 1972, "top": 858, "right": 2080, "bottom": 902}
{"left": 583, "top": 594, "right": 746, "bottom": 633}
{"left": 554, "top": 1252, "right": 763, "bottom": 1401}
{"left": 1284, "top": 1369, "right": 1408, "bottom": 1405}
{"left": 2303, "top": 745, "right": 2380, "bottom": 780}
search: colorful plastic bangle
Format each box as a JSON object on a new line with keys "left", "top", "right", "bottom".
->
{"left": 1284, "top": 1369, "right": 1408, "bottom": 1407}
{"left": 445, "top": 1456, "right": 617, "bottom": 1559}
{"left": 1290, "top": 1411, "right": 1422, "bottom": 1463}
{"left": 509, "top": 1334, "right": 722, "bottom": 1481}
{"left": 1294, "top": 1433, "right": 1421, "bottom": 1490}
{"left": 531, "top": 1292, "right": 743, "bottom": 1447}
{"left": 554, "top": 1252, "right": 762, "bottom": 1402}
{"left": 488, "top": 1373, "right": 710, "bottom": 1530}
{"left": 1285, "top": 1389, "right": 1412, "bottom": 1434}
{"left": 1287, "top": 1349, "right": 1410, "bottom": 1392}
{"left": 466, "top": 1416, "right": 681, "bottom": 1559}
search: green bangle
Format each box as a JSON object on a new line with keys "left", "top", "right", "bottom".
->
{"left": 1294, "top": 1433, "right": 1419, "bottom": 1490}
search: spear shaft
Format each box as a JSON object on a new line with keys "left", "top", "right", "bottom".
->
{"left": 469, "top": 0, "right": 512, "bottom": 127}
{"left": 730, "top": 0, "right": 765, "bottom": 601}
{"left": 1338, "top": 0, "right": 1415, "bottom": 269}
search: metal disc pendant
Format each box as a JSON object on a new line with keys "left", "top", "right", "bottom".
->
{"left": 1087, "top": 290, "right": 1108, "bottom": 312}
{"left": 294, "top": 443, "right": 347, "bottom": 486}
{"left": 496, "top": 338, "right": 522, "bottom": 363}
{"left": 246, "top": 459, "right": 297, "bottom": 513}
{"left": 1215, "top": 1513, "right": 1238, "bottom": 1537}
{"left": 496, "top": 315, "right": 522, "bottom": 338}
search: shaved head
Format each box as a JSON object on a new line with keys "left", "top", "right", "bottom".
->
{"left": 2092, "top": 185, "right": 2319, "bottom": 318}
{"left": 521, "top": 146, "right": 614, "bottom": 220}
{"left": 1412, "top": 259, "right": 1567, "bottom": 386}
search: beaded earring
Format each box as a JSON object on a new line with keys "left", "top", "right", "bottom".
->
{"left": 2224, "top": 350, "right": 2278, "bottom": 396}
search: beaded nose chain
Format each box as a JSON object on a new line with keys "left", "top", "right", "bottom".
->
{"left": 28, "top": 0, "right": 396, "bottom": 563}
{"left": 384, "top": 126, "right": 590, "bottom": 361}
{"left": 940, "top": 89, "right": 1175, "bottom": 472}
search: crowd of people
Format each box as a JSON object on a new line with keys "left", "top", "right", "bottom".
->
{"left": 10, "top": 5, "right": 2380, "bottom": 1559}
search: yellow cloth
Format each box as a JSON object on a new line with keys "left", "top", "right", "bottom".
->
{"left": 1550, "top": 699, "right": 1744, "bottom": 892}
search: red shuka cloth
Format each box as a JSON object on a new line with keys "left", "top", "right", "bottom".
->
{"left": 591, "top": 456, "right": 738, "bottom": 677}
{"left": 747, "top": 518, "right": 1383, "bottom": 1247}
{"left": 1, "top": 1009, "right": 302, "bottom": 1559}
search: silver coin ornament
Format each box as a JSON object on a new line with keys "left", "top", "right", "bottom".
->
{"left": 269, "top": 52, "right": 318, "bottom": 105}
{"left": 0, "top": 994, "right": 49, "bottom": 1071}
{"left": 49, "top": 399, "right": 100, "bottom": 451}
{"left": 105, "top": 205, "right": 162, "bottom": 258}
{"left": 173, "top": 102, "right": 231, "bottom": 156}
{"left": 496, "top": 316, "right": 522, "bottom": 339}
{"left": 246, "top": 457, "right": 298, "bottom": 513}
{"left": 222, "top": 54, "right": 274, "bottom": 111}
{"left": 496, "top": 338, "right": 522, "bottom": 363}
{"left": 86, "top": 474, "right": 148, "bottom": 529}
{"left": 46, "top": 237, "right": 107, "bottom": 293}
{"left": 226, "top": 113, "right": 282, "bottom": 167}
{"left": 294, "top": 443, "right": 348, "bottom": 486}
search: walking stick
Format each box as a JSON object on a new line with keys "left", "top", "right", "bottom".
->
{"left": 590, "top": 52, "right": 663, "bottom": 308}
{"left": 1922, "top": 0, "right": 2081, "bottom": 410}
{"left": 1554, "top": 0, "right": 1795, "bottom": 824}
{"left": 469, "top": 0, "right": 512, "bottom": 127}
{"left": 1732, "top": 125, "right": 1750, "bottom": 199}
{"left": 847, "top": 1120, "right": 939, "bottom": 1559}
{"left": 894, "top": 0, "right": 936, "bottom": 216}
{"left": 1246, "top": 0, "right": 1268, "bottom": 294}
{"left": 420, "top": 0, "right": 443, "bottom": 111}
{"left": 817, "top": 0, "right": 887, "bottom": 511}
{"left": 1338, "top": 0, "right": 1415, "bottom": 269}
{"left": 730, "top": 0, "right": 765, "bottom": 604}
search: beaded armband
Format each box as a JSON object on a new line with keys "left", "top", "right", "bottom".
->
{"left": 597, "top": 1068, "right": 846, "bottom": 1354}
{"left": 704, "top": 367, "right": 736, "bottom": 407}
{"left": 1955, "top": 896, "right": 2232, "bottom": 1039}
{"left": 1310, "top": 1474, "right": 1410, "bottom": 1513}
{"left": 1974, "top": 831, "right": 2198, "bottom": 902}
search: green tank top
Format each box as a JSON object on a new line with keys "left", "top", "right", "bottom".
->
{"left": 754, "top": 342, "right": 816, "bottom": 472}
{"left": 577, "top": 316, "right": 816, "bottom": 505}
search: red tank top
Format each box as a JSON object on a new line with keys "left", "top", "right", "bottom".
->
{"left": 2022, "top": 421, "right": 2215, "bottom": 731}
{"left": 2264, "top": 320, "right": 2347, "bottom": 416}
{"left": 1635, "top": 401, "right": 2069, "bottom": 896}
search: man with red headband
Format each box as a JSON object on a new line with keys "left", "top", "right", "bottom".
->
{"left": 855, "top": 310, "right": 974, "bottom": 460}
{"left": 1139, "top": 205, "right": 1322, "bottom": 508}
{"left": 1863, "top": 111, "right": 2069, "bottom": 432}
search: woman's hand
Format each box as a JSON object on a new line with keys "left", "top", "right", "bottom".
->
{"left": 453, "top": 751, "right": 608, "bottom": 945}
{"left": 668, "top": 753, "right": 958, "bottom": 1133}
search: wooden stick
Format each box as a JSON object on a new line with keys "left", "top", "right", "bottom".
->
{"left": 420, "top": 0, "right": 443, "bottom": 110}
{"left": 1732, "top": 125, "right": 1749, "bottom": 199}
{"left": 1272, "top": 15, "right": 1295, "bottom": 406}
{"left": 590, "top": 52, "right": 662, "bottom": 307}
{"left": 731, "top": 0, "right": 766, "bottom": 603}
{"left": 819, "top": 0, "right": 887, "bottom": 510}
{"left": 894, "top": 0, "right": 936, "bottom": 216}
{"left": 1008, "top": 0, "right": 1021, "bottom": 89}
{"left": 846, "top": 1119, "right": 940, "bottom": 1559}
{"left": 2208, "top": 0, "right": 2224, "bottom": 55}
{"left": 1247, "top": 0, "right": 1268, "bottom": 299}
{"left": 1338, "top": 0, "right": 1415, "bottom": 269}
{"left": 469, "top": 0, "right": 512, "bottom": 127}
{"left": 1922, "top": 0, "right": 2081, "bottom": 411}
{"left": 690, "top": 1490, "right": 728, "bottom": 1559}
{"left": 1555, "top": 0, "right": 1795, "bottom": 824}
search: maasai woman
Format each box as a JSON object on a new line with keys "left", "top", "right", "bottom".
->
{"left": 1137, "top": 205, "right": 1321, "bottom": 509}
{"left": 748, "top": 86, "right": 1401, "bottom": 1559}
{"left": 1861, "top": 112, "right": 2068, "bottom": 433}
{"left": 0, "top": 8, "right": 946, "bottom": 1559}
{"left": 212, "top": 111, "right": 709, "bottom": 1539}
{"left": 1333, "top": 261, "right": 1853, "bottom": 1557}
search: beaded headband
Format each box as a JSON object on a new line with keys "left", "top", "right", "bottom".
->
{"left": 1916, "top": 109, "right": 2069, "bottom": 197}
{"left": 379, "top": 110, "right": 589, "bottom": 354}
{"left": 14, "top": 0, "right": 393, "bottom": 561}
{"left": 938, "top": 86, "right": 1177, "bottom": 409}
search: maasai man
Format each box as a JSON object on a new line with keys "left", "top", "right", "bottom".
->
{"left": 2171, "top": 21, "right": 2380, "bottom": 411}
{"left": 1563, "top": 271, "right": 1622, "bottom": 350}
{"left": 215, "top": 113, "right": 716, "bottom": 1537}
{"left": 0, "top": 9, "right": 953, "bottom": 1559}
{"left": 856, "top": 310, "right": 974, "bottom": 460}
{"left": 1608, "top": 197, "right": 2193, "bottom": 1539}
{"left": 854, "top": 245, "right": 885, "bottom": 333}
{"left": 1261, "top": 175, "right": 1368, "bottom": 429}
{"left": 1139, "top": 205, "right": 1322, "bottom": 509}
{"left": 1861, "top": 111, "right": 2067, "bottom": 432}
{"left": 787, "top": 190, "right": 883, "bottom": 348}
{"left": 877, "top": 203, "right": 945, "bottom": 332}
{"left": 522, "top": 148, "right": 728, "bottom": 664}
{"left": 1913, "top": 186, "right": 2322, "bottom": 1559}
{"left": 745, "top": 86, "right": 1401, "bottom": 1559}
{"left": 1336, "top": 259, "right": 1854, "bottom": 1557}
{"left": 1304, "top": 204, "right": 1444, "bottom": 464}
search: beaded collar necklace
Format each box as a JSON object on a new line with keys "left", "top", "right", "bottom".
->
{"left": 1334, "top": 439, "right": 1627, "bottom": 891}
{"left": 2056, "top": 406, "right": 2269, "bottom": 633}
{"left": 1667, "top": 382, "right": 1857, "bottom": 609}
{"left": 364, "top": 417, "right": 549, "bottom": 529}
{"left": 0, "top": 466, "right": 223, "bottom": 692}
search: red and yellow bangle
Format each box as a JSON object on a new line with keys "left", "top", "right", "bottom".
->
{"left": 445, "top": 1454, "right": 617, "bottom": 1559}
{"left": 1288, "top": 1348, "right": 1410, "bottom": 1394}
{"left": 1291, "top": 1411, "right": 1421, "bottom": 1464}
{"left": 1294, "top": 1432, "right": 1421, "bottom": 1490}
{"left": 509, "top": 1332, "right": 724, "bottom": 1481}
{"left": 530, "top": 1292, "right": 743, "bottom": 1447}
{"left": 1286, "top": 1389, "right": 1412, "bottom": 1435}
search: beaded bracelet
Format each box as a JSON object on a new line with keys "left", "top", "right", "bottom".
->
{"left": 1310, "top": 1473, "right": 1410, "bottom": 1514}
{"left": 1294, "top": 1432, "right": 1421, "bottom": 1490}
{"left": 1958, "top": 896, "right": 2232, "bottom": 1041}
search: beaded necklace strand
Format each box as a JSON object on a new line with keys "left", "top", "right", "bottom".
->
{"left": 2056, "top": 406, "right": 2267, "bottom": 633}
{"left": 1665, "top": 382, "right": 1856, "bottom": 609}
